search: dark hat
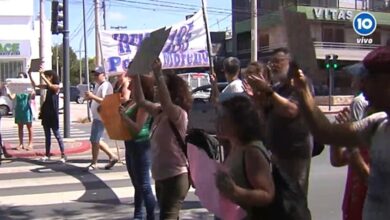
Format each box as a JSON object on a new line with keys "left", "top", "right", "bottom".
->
{"left": 91, "top": 66, "right": 105, "bottom": 75}
{"left": 346, "top": 46, "right": 390, "bottom": 77}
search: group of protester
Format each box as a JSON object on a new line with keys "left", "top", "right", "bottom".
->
{"left": 0, "top": 45, "right": 388, "bottom": 220}
{"left": 0, "top": 68, "right": 67, "bottom": 163}
{"left": 81, "top": 45, "right": 389, "bottom": 220}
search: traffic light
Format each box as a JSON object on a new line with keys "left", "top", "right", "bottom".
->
{"left": 51, "top": 0, "right": 64, "bottom": 35}
{"left": 332, "top": 55, "right": 339, "bottom": 70}
{"left": 325, "top": 55, "right": 331, "bottom": 69}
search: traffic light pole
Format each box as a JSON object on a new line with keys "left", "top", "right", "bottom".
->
{"left": 63, "top": 0, "right": 70, "bottom": 138}
{"left": 328, "top": 67, "right": 334, "bottom": 111}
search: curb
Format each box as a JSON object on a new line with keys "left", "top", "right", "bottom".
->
{"left": 3, "top": 140, "right": 91, "bottom": 158}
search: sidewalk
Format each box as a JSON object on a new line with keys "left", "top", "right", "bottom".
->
{"left": 2, "top": 139, "right": 91, "bottom": 158}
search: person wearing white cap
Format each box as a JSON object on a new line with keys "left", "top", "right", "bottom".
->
{"left": 85, "top": 66, "right": 118, "bottom": 170}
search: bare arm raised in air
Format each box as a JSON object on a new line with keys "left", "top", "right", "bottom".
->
{"left": 247, "top": 74, "right": 299, "bottom": 118}
{"left": 40, "top": 73, "right": 60, "bottom": 93}
{"left": 291, "top": 70, "right": 362, "bottom": 147}
{"left": 151, "top": 58, "right": 183, "bottom": 121}
{"left": 132, "top": 73, "right": 161, "bottom": 117}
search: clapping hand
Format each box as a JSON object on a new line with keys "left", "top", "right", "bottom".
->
{"left": 291, "top": 70, "right": 310, "bottom": 93}
{"left": 247, "top": 74, "right": 273, "bottom": 94}
{"left": 335, "top": 107, "right": 351, "bottom": 124}
{"left": 242, "top": 80, "right": 254, "bottom": 97}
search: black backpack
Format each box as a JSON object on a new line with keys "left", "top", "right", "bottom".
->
{"left": 254, "top": 145, "right": 312, "bottom": 220}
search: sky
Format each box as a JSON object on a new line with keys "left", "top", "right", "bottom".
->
{"left": 33, "top": 0, "right": 232, "bottom": 58}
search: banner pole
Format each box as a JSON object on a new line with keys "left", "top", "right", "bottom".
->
{"left": 201, "top": 0, "right": 214, "bottom": 72}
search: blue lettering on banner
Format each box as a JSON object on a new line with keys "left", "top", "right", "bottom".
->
{"left": 108, "top": 57, "right": 122, "bottom": 72}
{"left": 112, "top": 33, "right": 150, "bottom": 55}
{"left": 162, "top": 50, "right": 209, "bottom": 68}
{"left": 163, "top": 22, "right": 194, "bottom": 54}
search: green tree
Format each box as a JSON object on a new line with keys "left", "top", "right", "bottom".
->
{"left": 51, "top": 44, "right": 80, "bottom": 85}
{"left": 78, "top": 57, "right": 96, "bottom": 84}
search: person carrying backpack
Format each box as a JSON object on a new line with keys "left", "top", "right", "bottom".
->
{"left": 214, "top": 96, "right": 274, "bottom": 219}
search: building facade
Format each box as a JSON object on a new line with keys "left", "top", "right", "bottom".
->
{"left": 0, "top": 0, "right": 52, "bottom": 83}
{"left": 232, "top": 0, "right": 390, "bottom": 94}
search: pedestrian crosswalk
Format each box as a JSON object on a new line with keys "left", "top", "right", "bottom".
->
{"left": 0, "top": 158, "right": 213, "bottom": 220}
{"left": 0, "top": 120, "right": 90, "bottom": 144}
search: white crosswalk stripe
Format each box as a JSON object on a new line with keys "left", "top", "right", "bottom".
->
{"left": 1, "top": 123, "right": 90, "bottom": 143}
{"left": 0, "top": 160, "right": 212, "bottom": 219}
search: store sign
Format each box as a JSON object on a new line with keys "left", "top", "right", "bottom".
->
{"left": 312, "top": 8, "right": 353, "bottom": 21}
{"left": 0, "top": 41, "right": 30, "bottom": 57}
{"left": 0, "top": 43, "right": 20, "bottom": 56}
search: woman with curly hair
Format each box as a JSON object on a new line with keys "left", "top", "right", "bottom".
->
{"left": 215, "top": 95, "right": 275, "bottom": 219}
{"left": 132, "top": 58, "right": 192, "bottom": 220}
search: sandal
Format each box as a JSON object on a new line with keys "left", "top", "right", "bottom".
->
{"left": 104, "top": 158, "right": 118, "bottom": 170}
{"left": 86, "top": 163, "right": 97, "bottom": 171}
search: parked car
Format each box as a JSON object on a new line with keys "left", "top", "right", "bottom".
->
{"left": 70, "top": 86, "right": 84, "bottom": 104}
{"left": 0, "top": 93, "right": 13, "bottom": 116}
{"left": 188, "top": 82, "right": 228, "bottom": 134}
{"left": 178, "top": 72, "right": 210, "bottom": 98}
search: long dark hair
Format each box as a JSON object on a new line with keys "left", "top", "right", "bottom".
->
{"left": 221, "top": 96, "right": 263, "bottom": 145}
{"left": 164, "top": 71, "right": 193, "bottom": 113}
{"left": 43, "top": 70, "right": 60, "bottom": 84}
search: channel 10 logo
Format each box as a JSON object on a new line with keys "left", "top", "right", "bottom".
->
{"left": 353, "top": 12, "right": 377, "bottom": 44}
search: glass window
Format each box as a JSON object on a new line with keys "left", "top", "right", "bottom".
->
{"left": 237, "top": 32, "right": 251, "bottom": 51}
{"left": 0, "top": 60, "right": 24, "bottom": 82}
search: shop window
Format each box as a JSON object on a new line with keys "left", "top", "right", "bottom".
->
{"left": 0, "top": 60, "right": 24, "bottom": 82}
{"left": 259, "top": 34, "right": 270, "bottom": 48}
{"left": 237, "top": 32, "right": 251, "bottom": 51}
{"left": 322, "top": 26, "right": 345, "bottom": 43}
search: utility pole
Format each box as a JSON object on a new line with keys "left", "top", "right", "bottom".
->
{"left": 39, "top": 0, "right": 45, "bottom": 105}
{"left": 201, "top": 0, "right": 214, "bottom": 72}
{"left": 95, "top": 0, "right": 102, "bottom": 66}
{"left": 75, "top": 50, "right": 84, "bottom": 84}
{"left": 83, "top": 0, "right": 91, "bottom": 121}
{"left": 56, "top": 45, "right": 59, "bottom": 76}
{"left": 63, "top": 0, "right": 70, "bottom": 138}
{"left": 250, "top": 0, "right": 258, "bottom": 62}
{"left": 102, "top": 0, "right": 107, "bottom": 30}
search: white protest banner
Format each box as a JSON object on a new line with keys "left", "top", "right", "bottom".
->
{"left": 5, "top": 78, "right": 33, "bottom": 94}
{"left": 100, "top": 10, "right": 209, "bottom": 74}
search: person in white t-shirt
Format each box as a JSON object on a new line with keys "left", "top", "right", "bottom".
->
{"left": 211, "top": 57, "right": 244, "bottom": 104}
{"left": 84, "top": 67, "right": 118, "bottom": 171}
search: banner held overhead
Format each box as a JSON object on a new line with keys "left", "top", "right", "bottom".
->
{"left": 100, "top": 10, "right": 209, "bottom": 75}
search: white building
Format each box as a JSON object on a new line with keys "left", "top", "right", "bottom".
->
{"left": 0, "top": 0, "right": 52, "bottom": 82}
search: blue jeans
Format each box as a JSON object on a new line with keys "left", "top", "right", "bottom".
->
{"left": 43, "top": 124, "right": 65, "bottom": 156}
{"left": 125, "top": 140, "right": 156, "bottom": 220}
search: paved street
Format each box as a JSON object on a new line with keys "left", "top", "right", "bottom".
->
{"left": 0, "top": 103, "right": 347, "bottom": 219}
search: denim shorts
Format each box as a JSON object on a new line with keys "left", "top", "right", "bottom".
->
{"left": 90, "top": 119, "right": 105, "bottom": 143}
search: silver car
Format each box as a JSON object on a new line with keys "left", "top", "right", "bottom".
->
{"left": 188, "top": 82, "right": 228, "bottom": 134}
